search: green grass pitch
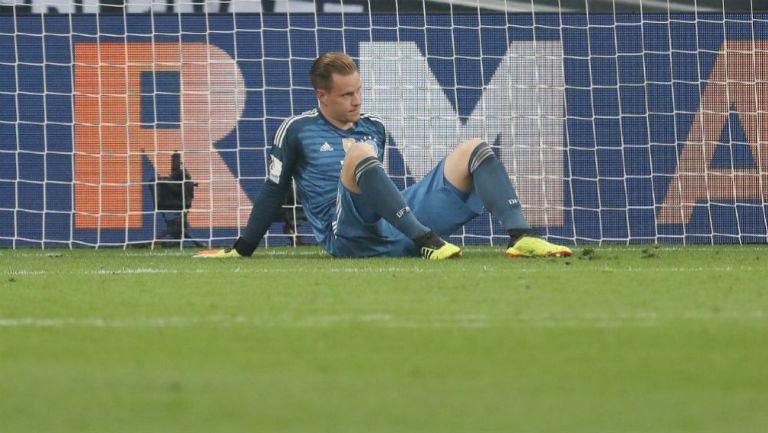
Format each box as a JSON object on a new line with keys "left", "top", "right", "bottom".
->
{"left": 1, "top": 245, "right": 767, "bottom": 433}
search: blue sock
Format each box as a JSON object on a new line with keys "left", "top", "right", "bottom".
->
{"left": 354, "top": 156, "right": 431, "bottom": 240}
{"left": 469, "top": 142, "right": 530, "bottom": 232}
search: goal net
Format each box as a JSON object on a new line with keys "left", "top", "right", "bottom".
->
{"left": 0, "top": 0, "right": 766, "bottom": 248}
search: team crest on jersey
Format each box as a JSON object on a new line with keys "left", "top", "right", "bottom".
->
{"left": 342, "top": 138, "right": 356, "bottom": 153}
{"left": 342, "top": 137, "right": 378, "bottom": 153}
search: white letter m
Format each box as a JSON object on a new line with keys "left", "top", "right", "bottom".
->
{"left": 360, "top": 41, "right": 565, "bottom": 226}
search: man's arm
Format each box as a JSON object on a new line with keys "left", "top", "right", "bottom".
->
{"left": 362, "top": 113, "right": 387, "bottom": 161}
{"left": 233, "top": 122, "right": 301, "bottom": 256}
{"left": 233, "top": 174, "right": 291, "bottom": 255}
{"left": 194, "top": 118, "right": 300, "bottom": 258}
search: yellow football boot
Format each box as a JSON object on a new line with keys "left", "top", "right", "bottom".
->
{"left": 506, "top": 236, "right": 572, "bottom": 258}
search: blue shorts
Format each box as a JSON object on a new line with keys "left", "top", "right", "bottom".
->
{"left": 324, "top": 159, "right": 484, "bottom": 257}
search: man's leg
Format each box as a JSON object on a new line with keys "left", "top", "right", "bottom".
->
{"left": 444, "top": 139, "right": 571, "bottom": 257}
{"left": 342, "top": 142, "right": 460, "bottom": 259}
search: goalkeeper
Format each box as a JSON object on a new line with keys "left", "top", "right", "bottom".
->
{"left": 195, "top": 52, "right": 571, "bottom": 260}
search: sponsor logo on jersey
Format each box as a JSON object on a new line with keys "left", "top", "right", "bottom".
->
{"left": 320, "top": 142, "right": 334, "bottom": 152}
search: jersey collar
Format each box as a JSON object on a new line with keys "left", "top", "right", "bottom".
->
{"left": 317, "top": 109, "right": 357, "bottom": 133}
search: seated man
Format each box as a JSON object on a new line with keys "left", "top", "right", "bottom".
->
{"left": 195, "top": 52, "right": 571, "bottom": 260}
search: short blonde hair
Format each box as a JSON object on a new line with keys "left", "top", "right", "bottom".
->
{"left": 310, "top": 52, "right": 358, "bottom": 91}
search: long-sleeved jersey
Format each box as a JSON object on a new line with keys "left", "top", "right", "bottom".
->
{"left": 244, "top": 108, "right": 387, "bottom": 250}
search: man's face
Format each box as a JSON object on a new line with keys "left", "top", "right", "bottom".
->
{"left": 317, "top": 71, "right": 361, "bottom": 129}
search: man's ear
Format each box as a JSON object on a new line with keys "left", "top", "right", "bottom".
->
{"left": 316, "top": 89, "right": 326, "bottom": 105}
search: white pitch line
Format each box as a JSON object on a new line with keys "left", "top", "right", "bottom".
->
{"left": 0, "top": 311, "right": 765, "bottom": 330}
{"left": 2, "top": 264, "right": 763, "bottom": 278}
{"left": 3, "top": 245, "right": 766, "bottom": 260}
{"left": 1, "top": 266, "right": 436, "bottom": 276}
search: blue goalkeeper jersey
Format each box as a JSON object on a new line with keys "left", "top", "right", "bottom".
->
{"left": 265, "top": 109, "right": 387, "bottom": 247}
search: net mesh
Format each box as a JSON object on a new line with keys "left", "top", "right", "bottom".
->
{"left": 0, "top": 1, "right": 767, "bottom": 247}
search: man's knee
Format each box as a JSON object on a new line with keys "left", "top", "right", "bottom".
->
{"left": 341, "top": 142, "right": 379, "bottom": 192}
{"left": 455, "top": 138, "right": 487, "bottom": 156}
{"left": 445, "top": 138, "right": 488, "bottom": 191}
{"left": 449, "top": 138, "right": 488, "bottom": 167}
{"left": 344, "top": 141, "right": 378, "bottom": 167}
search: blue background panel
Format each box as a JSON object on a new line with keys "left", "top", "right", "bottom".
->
{"left": 0, "top": 13, "right": 766, "bottom": 246}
